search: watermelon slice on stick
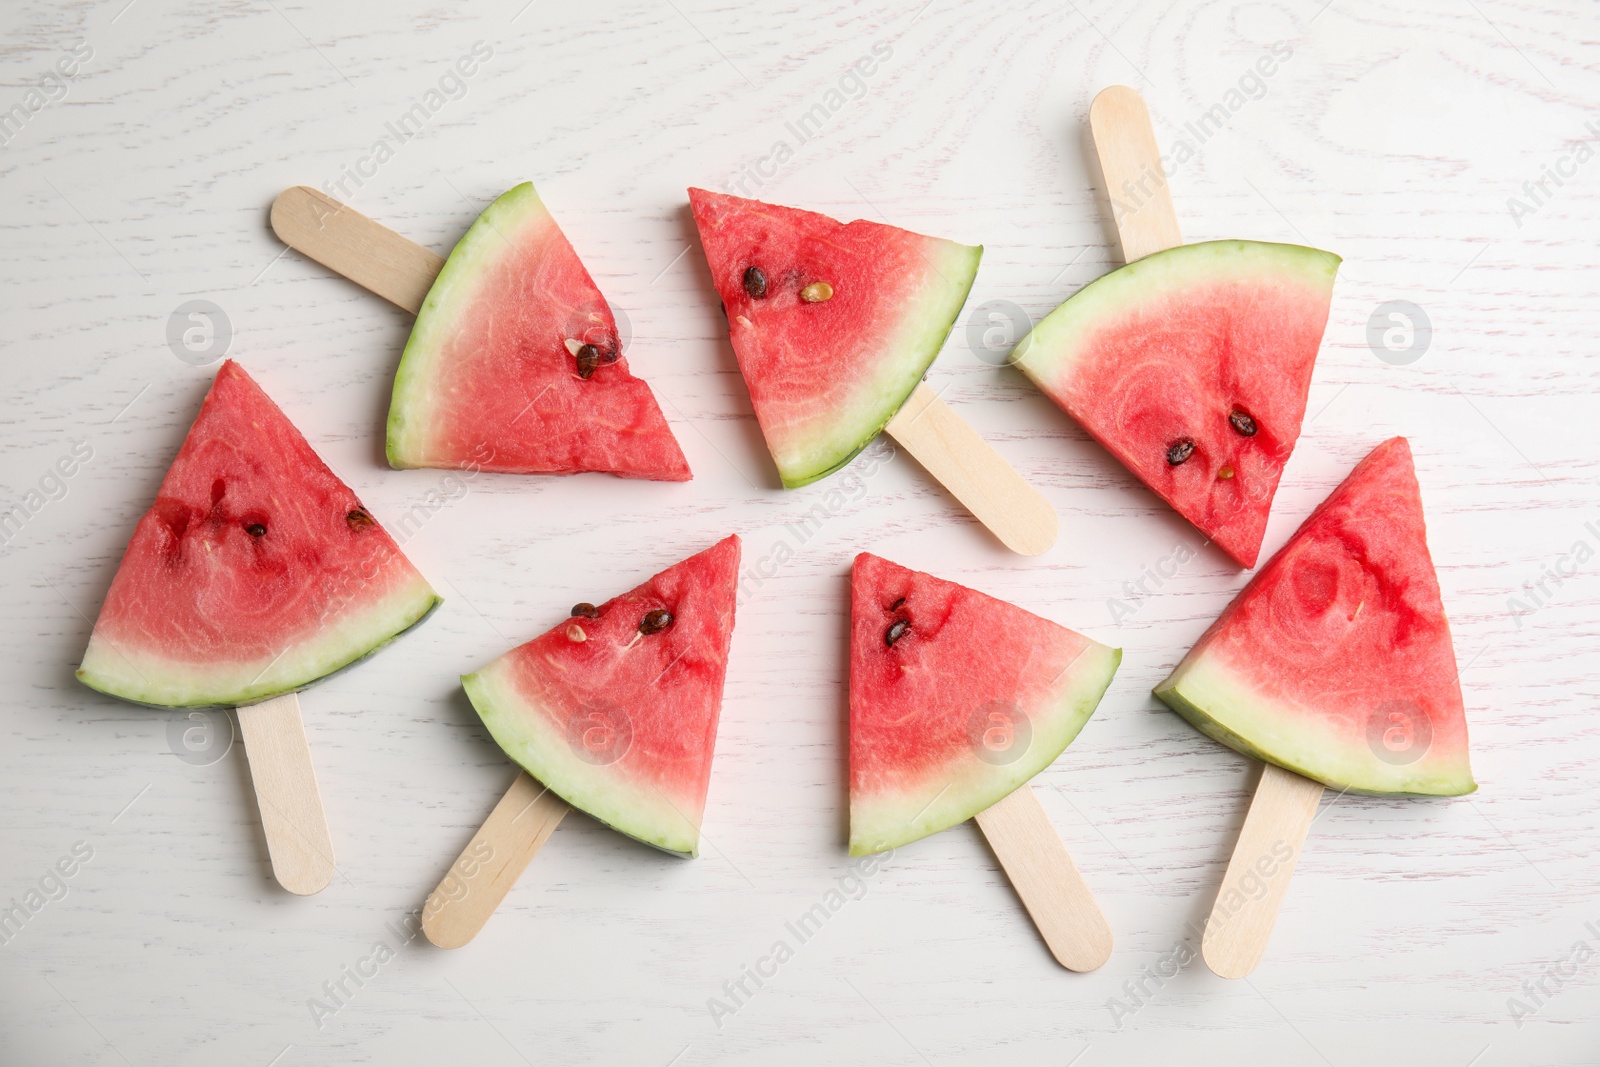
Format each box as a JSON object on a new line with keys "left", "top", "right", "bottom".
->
{"left": 1156, "top": 438, "right": 1474, "bottom": 977}
{"left": 269, "top": 184, "right": 690, "bottom": 481}
{"left": 77, "top": 361, "right": 441, "bottom": 895}
{"left": 1012, "top": 87, "right": 1340, "bottom": 568}
{"left": 850, "top": 553, "right": 1121, "bottom": 970}
{"left": 687, "top": 189, "right": 1058, "bottom": 556}
{"left": 420, "top": 536, "right": 740, "bottom": 948}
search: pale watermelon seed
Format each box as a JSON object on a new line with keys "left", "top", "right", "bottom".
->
{"left": 566, "top": 623, "right": 587, "bottom": 643}
{"left": 1166, "top": 439, "right": 1195, "bottom": 466}
{"left": 1218, "top": 465, "right": 1236, "bottom": 480}
{"left": 800, "top": 281, "right": 834, "bottom": 303}
{"left": 564, "top": 338, "right": 583, "bottom": 356}
{"left": 743, "top": 266, "right": 767, "bottom": 299}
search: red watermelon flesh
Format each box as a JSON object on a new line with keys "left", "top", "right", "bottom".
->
{"left": 688, "top": 188, "right": 981, "bottom": 488}
{"left": 1015, "top": 240, "right": 1340, "bottom": 567}
{"left": 462, "top": 536, "right": 740, "bottom": 856}
{"left": 849, "top": 553, "right": 1121, "bottom": 854}
{"left": 78, "top": 361, "right": 440, "bottom": 708}
{"left": 387, "top": 182, "right": 690, "bottom": 481}
{"left": 1155, "top": 438, "right": 1474, "bottom": 795}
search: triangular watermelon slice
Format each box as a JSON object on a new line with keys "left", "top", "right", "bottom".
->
{"left": 1154, "top": 438, "right": 1474, "bottom": 795}
{"left": 387, "top": 182, "right": 691, "bottom": 481}
{"left": 849, "top": 553, "right": 1121, "bottom": 854}
{"left": 78, "top": 361, "right": 440, "bottom": 708}
{"left": 1015, "top": 240, "right": 1340, "bottom": 567}
{"left": 688, "top": 188, "right": 981, "bottom": 488}
{"left": 462, "top": 535, "right": 740, "bottom": 856}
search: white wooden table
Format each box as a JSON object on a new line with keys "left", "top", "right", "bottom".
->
{"left": 2, "top": 1, "right": 1596, "bottom": 1064}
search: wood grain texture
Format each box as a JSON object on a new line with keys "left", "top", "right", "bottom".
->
{"left": 235, "top": 694, "right": 336, "bottom": 896}
{"left": 2, "top": 0, "right": 1599, "bottom": 1063}
{"left": 1200, "top": 763, "right": 1324, "bottom": 979}
{"left": 973, "top": 783, "right": 1113, "bottom": 971}
{"left": 884, "top": 383, "right": 1058, "bottom": 555}
{"left": 421, "top": 772, "right": 568, "bottom": 949}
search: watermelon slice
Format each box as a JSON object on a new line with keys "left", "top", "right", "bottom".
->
{"left": 462, "top": 536, "right": 740, "bottom": 856}
{"left": 1154, "top": 438, "right": 1474, "bottom": 795}
{"left": 688, "top": 188, "right": 981, "bottom": 488}
{"left": 78, "top": 361, "right": 440, "bottom": 708}
{"left": 1014, "top": 240, "right": 1340, "bottom": 567}
{"left": 387, "top": 182, "right": 691, "bottom": 481}
{"left": 849, "top": 553, "right": 1121, "bottom": 854}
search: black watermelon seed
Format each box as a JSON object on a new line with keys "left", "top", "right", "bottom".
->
{"left": 1229, "top": 410, "right": 1258, "bottom": 437}
{"left": 1166, "top": 439, "right": 1195, "bottom": 466}
{"left": 639, "top": 608, "right": 673, "bottom": 635}
{"left": 575, "top": 344, "right": 600, "bottom": 380}
{"left": 346, "top": 508, "right": 373, "bottom": 529}
{"left": 245, "top": 523, "right": 267, "bottom": 537}
{"left": 885, "top": 619, "right": 910, "bottom": 647}
{"left": 743, "top": 266, "right": 767, "bottom": 299}
{"left": 890, "top": 597, "right": 906, "bottom": 611}
{"left": 571, "top": 603, "right": 601, "bottom": 619}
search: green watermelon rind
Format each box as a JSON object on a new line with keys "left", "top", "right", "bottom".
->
{"left": 776, "top": 240, "right": 983, "bottom": 489}
{"left": 76, "top": 577, "right": 441, "bottom": 709}
{"left": 1012, "top": 239, "right": 1341, "bottom": 389}
{"left": 1153, "top": 654, "right": 1477, "bottom": 796}
{"left": 463, "top": 661, "right": 703, "bottom": 858}
{"left": 386, "top": 182, "right": 547, "bottom": 470}
{"left": 848, "top": 642, "right": 1122, "bottom": 856}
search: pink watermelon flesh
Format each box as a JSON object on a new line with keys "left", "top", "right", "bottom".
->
{"left": 1155, "top": 437, "right": 1474, "bottom": 795}
{"left": 78, "top": 361, "right": 440, "bottom": 708}
{"left": 462, "top": 535, "right": 740, "bottom": 856}
{"left": 387, "top": 182, "right": 690, "bottom": 481}
{"left": 849, "top": 553, "right": 1121, "bottom": 854}
{"left": 688, "top": 188, "right": 982, "bottom": 488}
{"left": 1015, "top": 240, "right": 1340, "bottom": 567}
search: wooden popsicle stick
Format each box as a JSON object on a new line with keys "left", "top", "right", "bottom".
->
{"left": 1090, "top": 87, "right": 1330, "bottom": 977}
{"left": 1200, "top": 764, "right": 1323, "bottom": 978}
{"left": 972, "top": 783, "right": 1112, "bottom": 971}
{"left": 421, "top": 772, "right": 569, "bottom": 949}
{"left": 885, "top": 385, "right": 1059, "bottom": 556}
{"left": 235, "top": 693, "right": 336, "bottom": 896}
{"left": 1088, "top": 86, "right": 1183, "bottom": 262}
{"left": 271, "top": 185, "right": 1057, "bottom": 556}
{"left": 270, "top": 186, "right": 441, "bottom": 315}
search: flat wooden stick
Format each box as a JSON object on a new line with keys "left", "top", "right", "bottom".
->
{"left": 1201, "top": 763, "right": 1323, "bottom": 978}
{"left": 422, "top": 772, "right": 569, "bottom": 949}
{"left": 885, "top": 386, "right": 1059, "bottom": 556}
{"left": 973, "top": 783, "right": 1112, "bottom": 971}
{"left": 235, "top": 693, "right": 336, "bottom": 896}
{"left": 1089, "top": 87, "right": 1329, "bottom": 980}
{"left": 272, "top": 185, "right": 1057, "bottom": 557}
{"left": 1088, "top": 86, "right": 1183, "bottom": 263}
{"left": 270, "top": 186, "right": 441, "bottom": 315}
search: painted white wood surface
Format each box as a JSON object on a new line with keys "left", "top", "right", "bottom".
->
{"left": 0, "top": 1, "right": 1596, "bottom": 1064}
